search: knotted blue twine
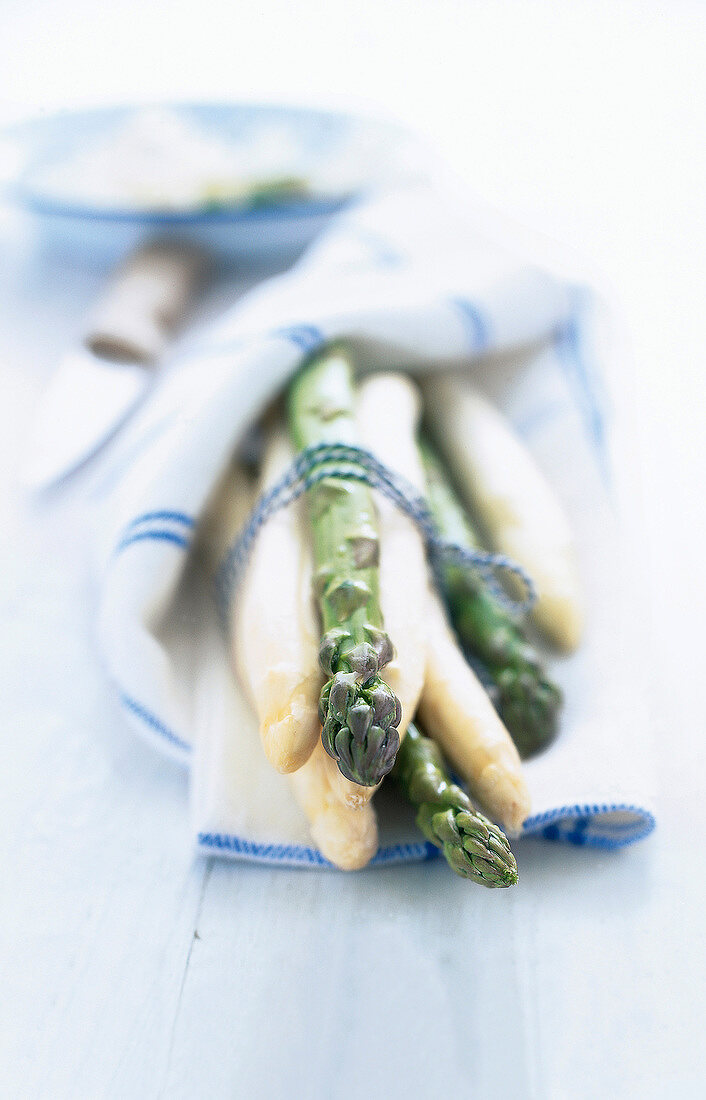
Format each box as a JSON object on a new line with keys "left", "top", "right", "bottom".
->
{"left": 215, "top": 442, "right": 536, "bottom": 624}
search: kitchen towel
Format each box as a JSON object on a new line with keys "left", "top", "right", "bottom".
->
{"left": 94, "top": 181, "right": 655, "bottom": 867}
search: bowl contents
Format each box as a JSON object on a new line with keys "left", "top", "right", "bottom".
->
{"left": 26, "top": 107, "right": 315, "bottom": 212}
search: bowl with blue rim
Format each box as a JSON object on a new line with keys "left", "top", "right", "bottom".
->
{"left": 1, "top": 102, "right": 423, "bottom": 266}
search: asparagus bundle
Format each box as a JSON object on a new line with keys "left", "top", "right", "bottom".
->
{"left": 394, "top": 723, "right": 518, "bottom": 887}
{"left": 200, "top": 354, "right": 582, "bottom": 884}
{"left": 421, "top": 440, "right": 562, "bottom": 758}
{"left": 288, "top": 347, "right": 402, "bottom": 787}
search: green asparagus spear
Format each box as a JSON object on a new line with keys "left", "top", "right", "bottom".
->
{"left": 394, "top": 723, "right": 518, "bottom": 887}
{"left": 420, "top": 439, "right": 562, "bottom": 758}
{"left": 287, "top": 346, "right": 401, "bottom": 786}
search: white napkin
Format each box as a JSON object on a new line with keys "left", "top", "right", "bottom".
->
{"left": 94, "top": 182, "right": 655, "bottom": 867}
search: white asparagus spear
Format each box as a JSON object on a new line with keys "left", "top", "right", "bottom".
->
{"left": 418, "top": 592, "right": 531, "bottom": 835}
{"left": 358, "top": 373, "right": 428, "bottom": 733}
{"left": 328, "top": 371, "right": 430, "bottom": 810}
{"left": 424, "top": 378, "right": 583, "bottom": 652}
{"left": 289, "top": 740, "right": 379, "bottom": 870}
{"left": 209, "top": 430, "right": 322, "bottom": 773}
{"left": 201, "top": 449, "right": 376, "bottom": 865}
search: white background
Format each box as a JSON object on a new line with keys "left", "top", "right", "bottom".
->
{"left": 1, "top": 2, "right": 704, "bottom": 1097}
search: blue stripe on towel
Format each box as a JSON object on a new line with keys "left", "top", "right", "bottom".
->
{"left": 176, "top": 325, "right": 322, "bottom": 361}
{"left": 196, "top": 832, "right": 438, "bottom": 869}
{"left": 566, "top": 816, "right": 590, "bottom": 846}
{"left": 555, "top": 289, "right": 610, "bottom": 480}
{"left": 125, "top": 510, "right": 195, "bottom": 531}
{"left": 448, "top": 296, "right": 490, "bottom": 353}
{"left": 172, "top": 322, "right": 323, "bottom": 364}
{"left": 120, "top": 693, "right": 192, "bottom": 755}
{"left": 116, "top": 529, "right": 191, "bottom": 554}
{"left": 523, "top": 804, "right": 656, "bottom": 849}
{"left": 114, "top": 511, "right": 196, "bottom": 556}
{"left": 272, "top": 324, "right": 325, "bottom": 354}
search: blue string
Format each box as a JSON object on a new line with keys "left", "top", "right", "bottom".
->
{"left": 215, "top": 442, "right": 536, "bottom": 623}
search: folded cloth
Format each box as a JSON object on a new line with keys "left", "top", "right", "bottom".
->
{"left": 94, "top": 181, "right": 655, "bottom": 867}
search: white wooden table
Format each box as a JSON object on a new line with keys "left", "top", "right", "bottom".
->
{"left": 1, "top": 2, "right": 704, "bottom": 1097}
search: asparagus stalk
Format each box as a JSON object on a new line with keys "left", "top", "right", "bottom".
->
{"left": 288, "top": 346, "right": 401, "bottom": 786}
{"left": 199, "top": 440, "right": 323, "bottom": 774}
{"left": 394, "top": 723, "right": 518, "bottom": 887}
{"left": 289, "top": 741, "right": 379, "bottom": 870}
{"left": 355, "top": 375, "right": 428, "bottom": 737}
{"left": 419, "top": 592, "right": 531, "bottom": 834}
{"left": 234, "top": 429, "right": 323, "bottom": 773}
{"left": 420, "top": 440, "right": 562, "bottom": 758}
{"left": 423, "top": 379, "right": 583, "bottom": 651}
{"left": 326, "top": 371, "right": 430, "bottom": 811}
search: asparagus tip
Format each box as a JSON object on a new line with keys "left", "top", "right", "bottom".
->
{"left": 396, "top": 725, "right": 519, "bottom": 888}
{"left": 425, "top": 802, "right": 519, "bottom": 888}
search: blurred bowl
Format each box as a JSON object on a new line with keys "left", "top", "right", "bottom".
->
{"left": 1, "top": 102, "right": 421, "bottom": 266}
